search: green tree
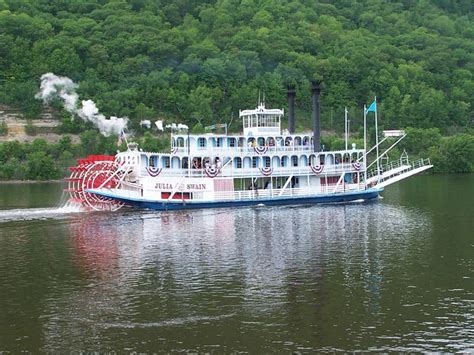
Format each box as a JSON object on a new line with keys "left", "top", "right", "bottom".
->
{"left": 26, "top": 151, "right": 59, "bottom": 180}
{"left": 438, "top": 134, "right": 474, "bottom": 173}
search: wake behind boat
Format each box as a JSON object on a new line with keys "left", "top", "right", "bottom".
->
{"left": 65, "top": 83, "right": 432, "bottom": 211}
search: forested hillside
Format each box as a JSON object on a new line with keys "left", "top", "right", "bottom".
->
{"left": 0, "top": 0, "right": 473, "bottom": 179}
{"left": 0, "top": 0, "right": 473, "bottom": 133}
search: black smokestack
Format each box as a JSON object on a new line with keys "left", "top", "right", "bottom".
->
{"left": 311, "top": 81, "right": 321, "bottom": 152}
{"left": 287, "top": 85, "right": 296, "bottom": 134}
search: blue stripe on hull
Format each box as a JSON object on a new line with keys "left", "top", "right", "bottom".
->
{"left": 96, "top": 189, "right": 382, "bottom": 211}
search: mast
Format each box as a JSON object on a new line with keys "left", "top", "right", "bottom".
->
{"left": 374, "top": 96, "right": 380, "bottom": 183}
{"left": 344, "top": 107, "right": 348, "bottom": 151}
{"left": 363, "top": 105, "right": 367, "bottom": 189}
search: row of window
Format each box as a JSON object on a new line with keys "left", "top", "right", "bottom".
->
{"left": 243, "top": 115, "right": 280, "bottom": 128}
{"left": 145, "top": 153, "right": 362, "bottom": 169}
{"left": 173, "top": 135, "right": 316, "bottom": 148}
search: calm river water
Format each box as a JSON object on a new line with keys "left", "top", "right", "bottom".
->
{"left": 0, "top": 175, "right": 472, "bottom": 352}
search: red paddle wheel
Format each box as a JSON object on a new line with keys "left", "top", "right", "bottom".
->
{"left": 65, "top": 155, "right": 125, "bottom": 211}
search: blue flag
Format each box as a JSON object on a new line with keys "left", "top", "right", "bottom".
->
{"left": 367, "top": 100, "right": 377, "bottom": 113}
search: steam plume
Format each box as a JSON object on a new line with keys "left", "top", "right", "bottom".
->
{"left": 165, "top": 123, "right": 189, "bottom": 130}
{"left": 35, "top": 73, "right": 128, "bottom": 136}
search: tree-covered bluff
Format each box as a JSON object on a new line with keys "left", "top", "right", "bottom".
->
{"left": 0, "top": 0, "right": 473, "bottom": 179}
{"left": 1, "top": 0, "right": 473, "bottom": 132}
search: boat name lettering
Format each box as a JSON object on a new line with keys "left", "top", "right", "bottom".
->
{"left": 155, "top": 183, "right": 174, "bottom": 190}
{"left": 154, "top": 182, "right": 207, "bottom": 190}
{"left": 186, "top": 183, "right": 206, "bottom": 190}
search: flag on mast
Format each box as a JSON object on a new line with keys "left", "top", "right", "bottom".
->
{"left": 366, "top": 99, "right": 377, "bottom": 113}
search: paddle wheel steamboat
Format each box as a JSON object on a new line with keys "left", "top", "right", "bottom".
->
{"left": 65, "top": 83, "right": 432, "bottom": 211}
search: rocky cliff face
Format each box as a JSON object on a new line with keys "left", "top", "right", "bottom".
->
{"left": 0, "top": 105, "right": 79, "bottom": 143}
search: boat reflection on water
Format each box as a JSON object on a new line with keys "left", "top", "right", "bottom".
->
{"left": 44, "top": 202, "right": 432, "bottom": 351}
{"left": 67, "top": 202, "right": 432, "bottom": 308}
{"left": 70, "top": 216, "right": 121, "bottom": 279}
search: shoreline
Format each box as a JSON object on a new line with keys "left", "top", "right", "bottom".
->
{"left": 0, "top": 179, "right": 64, "bottom": 184}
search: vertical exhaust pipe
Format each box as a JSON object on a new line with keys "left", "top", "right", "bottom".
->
{"left": 287, "top": 85, "right": 296, "bottom": 134}
{"left": 311, "top": 81, "right": 321, "bottom": 152}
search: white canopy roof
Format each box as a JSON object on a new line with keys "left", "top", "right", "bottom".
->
{"left": 239, "top": 103, "right": 284, "bottom": 117}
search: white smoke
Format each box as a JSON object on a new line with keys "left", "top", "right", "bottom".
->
{"left": 35, "top": 73, "right": 128, "bottom": 136}
{"left": 165, "top": 123, "right": 189, "bottom": 131}
{"left": 155, "top": 120, "right": 163, "bottom": 131}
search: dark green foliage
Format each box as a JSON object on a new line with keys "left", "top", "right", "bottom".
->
{"left": 399, "top": 127, "right": 443, "bottom": 156}
{"left": 321, "top": 135, "right": 345, "bottom": 151}
{"left": 0, "top": 1, "right": 473, "bottom": 179}
{"left": 430, "top": 134, "right": 474, "bottom": 173}
{"left": 79, "top": 130, "right": 118, "bottom": 156}
{"left": 139, "top": 132, "right": 170, "bottom": 152}
{"left": 397, "top": 129, "right": 474, "bottom": 174}
{"left": 0, "top": 0, "right": 472, "bottom": 133}
{"left": 56, "top": 115, "right": 86, "bottom": 134}
{"left": 26, "top": 150, "right": 59, "bottom": 180}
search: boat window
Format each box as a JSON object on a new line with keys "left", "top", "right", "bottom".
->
{"left": 198, "top": 137, "right": 206, "bottom": 148}
{"left": 299, "top": 155, "right": 308, "bottom": 166}
{"left": 272, "top": 156, "right": 280, "bottom": 167}
{"left": 252, "top": 157, "right": 258, "bottom": 168}
{"left": 319, "top": 154, "right": 325, "bottom": 165}
{"left": 149, "top": 155, "right": 158, "bottom": 167}
{"left": 192, "top": 157, "right": 202, "bottom": 169}
{"left": 235, "top": 157, "right": 242, "bottom": 168}
{"left": 252, "top": 115, "right": 258, "bottom": 127}
{"left": 162, "top": 156, "right": 170, "bottom": 168}
{"left": 229, "top": 138, "right": 236, "bottom": 147}
{"left": 182, "top": 158, "right": 189, "bottom": 169}
{"left": 245, "top": 117, "right": 250, "bottom": 128}
{"left": 291, "top": 156, "right": 298, "bottom": 167}
{"left": 263, "top": 156, "right": 270, "bottom": 167}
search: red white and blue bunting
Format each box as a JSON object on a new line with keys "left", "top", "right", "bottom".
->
{"left": 254, "top": 146, "right": 268, "bottom": 155}
{"left": 259, "top": 167, "right": 273, "bottom": 176}
{"left": 310, "top": 165, "right": 324, "bottom": 175}
{"left": 204, "top": 166, "right": 221, "bottom": 178}
{"left": 146, "top": 166, "right": 162, "bottom": 177}
{"left": 352, "top": 162, "right": 362, "bottom": 171}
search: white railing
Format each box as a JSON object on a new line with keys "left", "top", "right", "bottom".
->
{"left": 174, "top": 145, "right": 314, "bottom": 156}
{"left": 212, "top": 183, "right": 366, "bottom": 202}
{"left": 367, "top": 157, "right": 431, "bottom": 181}
{"left": 140, "top": 162, "right": 365, "bottom": 179}
{"left": 105, "top": 180, "right": 366, "bottom": 203}
{"left": 172, "top": 146, "right": 365, "bottom": 157}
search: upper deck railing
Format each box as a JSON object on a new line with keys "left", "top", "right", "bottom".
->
{"left": 172, "top": 145, "right": 315, "bottom": 156}
{"left": 140, "top": 162, "right": 365, "bottom": 179}
{"left": 150, "top": 145, "right": 365, "bottom": 158}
